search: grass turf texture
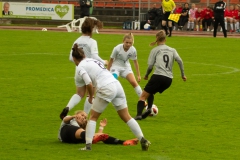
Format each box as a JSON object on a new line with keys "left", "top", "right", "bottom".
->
{"left": 0, "top": 30, "right": 239, "bottom": 160}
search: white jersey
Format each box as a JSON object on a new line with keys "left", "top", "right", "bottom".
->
{"left": 69, "top": 36, "right": 105, "bottom": 64}
{"left": 110, "top": 44, "right": 137, "bottom": 68}
{"left": 148, "top": 44, "right": 184, "bottom": 78}
{"left": 75, "top": 58, "right": 117, "bottom": 88}
{"left": 58, "top": 116, "right": 79, "bottom": 141}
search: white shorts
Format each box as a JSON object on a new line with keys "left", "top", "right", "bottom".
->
{"left": 92, "top": 81, "right": 127, "bottom": 113}
{"left": 110, "top": 66, "right": 133, "bottom": 79}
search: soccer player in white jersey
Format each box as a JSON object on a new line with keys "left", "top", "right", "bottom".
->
{"left": 107, "top": 33, "right": 142, "bottom": 98}
{"left": 134, "top": 30, "right": 187, "bottom": 120}
{"left": 60, "top": 18, "right": 108, "bottom": 119}
{"left": 70, "top": 43, "right": 150, "bottom": 151}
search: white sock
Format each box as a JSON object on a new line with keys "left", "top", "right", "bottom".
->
{"left": 196, "top": 25, "right": 199, "bottom": 31}
{"left": 230, "top": 23, "right": 233, "bottom": 30}
{"left": 84, "top": 97, "right": 94, "bottom": 114}
{"left": 225, "top": 22, "right": 227, "bottom": 30}
{"left": 134, "top": 85, "right": 142, "bottom": 97}
{"left": 67, "top": 94, "right": 81, "bottom": 110}
{"left": 127, "top": 118, "right": 144, "bottom": 140}
{"left": 187, "top": 21, "right": 190, "bottom": 29}
{"left": 236, "top": 22, "right": 239, "bottom": 30}
{"left": 85, "top": 120, "right": 96, "bottom": 144}
{"left": 191, "top": 22, "right": 194, "bottom": 29}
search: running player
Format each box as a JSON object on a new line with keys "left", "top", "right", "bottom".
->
{"left": 107, "top": 33, "right": 142, "bottom": 98}
{"left": 134, "top": 30, "right": 187, "bottom": 120}
{"left": 58, "top": 110, "right": 138, "bottom": 145}
{"left": 60, "top": 18, "right": 108, "bottom": 119}
{"left": 70, "top": 43, "right": 150, "bottom": 151}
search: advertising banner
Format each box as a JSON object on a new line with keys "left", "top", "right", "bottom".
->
{"left": 0, "top": 2, "right": 74, "bottom": 20}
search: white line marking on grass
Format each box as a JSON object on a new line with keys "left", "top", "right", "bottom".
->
{"left": 186, "top": 62, "right": 240, "bottom": 76}
{"left": 0, "top": 52, "right": 66, "bottom": 56}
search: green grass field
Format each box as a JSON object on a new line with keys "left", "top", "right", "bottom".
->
{"left": 0, "top": 29, "right": 239, "bottom": 160}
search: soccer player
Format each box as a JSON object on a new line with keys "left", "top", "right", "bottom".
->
{"left": 70, "top": 44, "right": 150, "bottom": 151}
{"left": 161, "top": 0, "right": 176, "bottom": 37}
{"left": 134, "top": 30, "right": 187, "bottom": 120}
{"left": 59, "top": 110, "right": 138, "bottom": 145}
{"left": 213, "top": 0, "right": 227, "bottom": 37}
{"left": 107, "top": 33, "right": 142, "bottom": 98}
{"left": 59, "top": 18, "right": 108, "bottom": 119}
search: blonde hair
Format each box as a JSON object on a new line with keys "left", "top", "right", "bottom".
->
{"left": 123, "top": 33, "right": 134, "bottom": 45}
{"left": 75, "top": 110, "right": 86, "bottom": 115}
{"left": 149, "top": 30, "right": 166, "bottom": 46}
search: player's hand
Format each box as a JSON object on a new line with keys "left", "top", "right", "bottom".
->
{"left": 144, "top": 76, "right": 148, "bottom": 80}
{"left": 100, "top": 118, "right": 107, "bottom": 127}
{"left": 104, "top": 60, "right": 108, "bottom": 66}
{"left": 137, "top": 76, "right": 141, "bottom": 82}
{"left": 182, "top": 76, "right": 187, "bottom": 81}
{"left": 88, "top": 96, "right": 93, "bottom": 104}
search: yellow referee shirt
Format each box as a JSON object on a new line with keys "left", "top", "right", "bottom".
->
{"left": 162, "top": 0, "right": 176, "bottom": 12}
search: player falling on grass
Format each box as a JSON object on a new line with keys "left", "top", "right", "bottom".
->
{"left": 60, "top": 18, "right": 108, "bottom": 119}
{"left": 107, "top": 33, "right": 142, "bottom": 98}
{"left": 70, "top": 43, "right": 150, "bottom": 151}
{"left": 58, "top": 110, "right": 138, "bottom": 146}
{"left": 134, "top": 30, "right": 187, "bottom": 120}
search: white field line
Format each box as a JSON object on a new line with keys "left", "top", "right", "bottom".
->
{"left": 186, "top": 62, "right": 240, "bottom": 76}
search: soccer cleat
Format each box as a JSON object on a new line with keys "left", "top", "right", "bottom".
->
{"left": 134, "top": 115, "right": 142, "bottom": 120}
{"left": 140, "top": 137, "right": 151, "bottom": 151}
{"left": 60, "top": 107, "right": 69, "bottom": 120}
{"left": 80, "top": 143, "right": 92, "bottom": 151}
{"left": 168, "top": 34, "right": 172, "bottom": 37}
{"left": 123, "top": 138, "right": 139, "bottom": 146}
{"left": 92, "top": 134, "right": 109, "bottom": 144}
{"left": 141, "top": 109, "right": 152, "bottom": 119}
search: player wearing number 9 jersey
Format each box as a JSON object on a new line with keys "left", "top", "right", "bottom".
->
{"left": 134, "top": 30, "right": 187, "bottom": 120}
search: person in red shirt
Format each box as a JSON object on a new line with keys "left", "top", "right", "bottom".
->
{"left": 173, "top": 3, "right": 183, "bottom": 30}
{"left": 195, "top": 8, "right": 203, "bottom": 31}
{"left": 202, "top": 6, "right": 214, "bottom": 31}
{"left": 224, "top": 6, "right": 234, "bottom": 32}
{"left": 233, "top": 5, "right": 239, "bottom": 32}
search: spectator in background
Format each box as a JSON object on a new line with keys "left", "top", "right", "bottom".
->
{"left": 229, "top": 5, "right": 236, "bottom": 32}
{"left": 173, "top": 3, "right": 183, "bottom": 30}
{"left": 147, "top": 4, "right": 158, "bottom": 21}
{"left": 80, "top": 0, "right": 92, "bottom": 18}
{"left": 178, "top": 3, "right": 189, "bottom": 30}
{"left": 195, "top": 8, "right": 203, "bottom": 31}
{"left": 187, "top": 3, "right": 197, "bottom": 31}
{"left": 224, "top": 6, "right": 233, "bottom": 32}
{"left": 155, "top": 4, "right": 163, "bottom": 29}
{"left": 202, "top": 6, "right": 213, "bottom": 31}
{"left": 2, "top": 2, "right": 12, "bottom": 15}
{"left": 234, "top": 5, "right": 239, "bottom": 32}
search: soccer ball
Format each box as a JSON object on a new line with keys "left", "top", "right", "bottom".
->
{"left": 145, "top": 104, "right": 158, "bottom": 116}
{"left": 42, "top": 28, "right": 47, "bottom": 31}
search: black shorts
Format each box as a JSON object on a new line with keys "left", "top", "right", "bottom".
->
{"left": 163, "top": 12, "right": 171, "bottom": 21}
{"left": 60, "top": 125, "right": 85, "bottom": 144}
{"left": 144, "top": 74, "right": 172, "bottom": 94}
